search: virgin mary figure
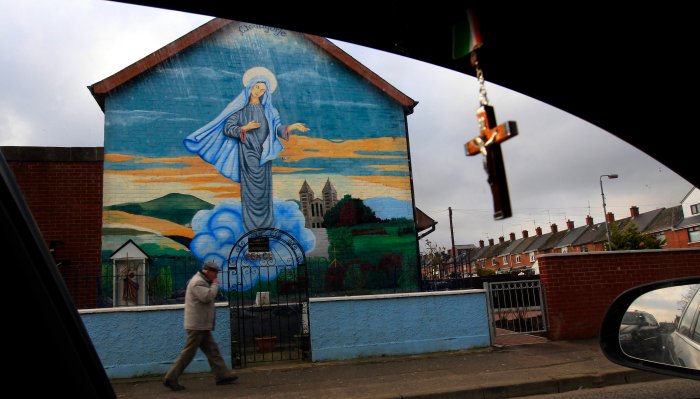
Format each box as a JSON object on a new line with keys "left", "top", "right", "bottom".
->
{"left": 184, "top": 67, "right": 309, "bottom": 231}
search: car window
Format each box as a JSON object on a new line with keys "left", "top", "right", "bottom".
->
{"left": 678, "top": 289, "right": 700, "bottom": 337}
{"left": 644, "top": 313, "right": 659, "bottom": 326}
{"left": 622, "top": 312, "right": 644, "bottom": 325}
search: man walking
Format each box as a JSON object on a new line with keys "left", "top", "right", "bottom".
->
{"left": 164, "top": 261, "right": 238, "bottom": 391}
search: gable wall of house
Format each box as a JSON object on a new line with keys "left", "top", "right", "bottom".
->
{"left": 100, "top": 21, "right": 419, "bottom": 298}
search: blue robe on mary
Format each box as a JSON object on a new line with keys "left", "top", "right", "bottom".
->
{"left": 183, "top": 77, "right": 286, "bottom": 231}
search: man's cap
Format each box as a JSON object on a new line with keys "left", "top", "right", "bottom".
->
{"left": 203, "top": 261, "right": 221, "bottom": 272}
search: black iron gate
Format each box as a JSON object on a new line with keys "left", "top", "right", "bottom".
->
{"left": 485, "top": 279, "right": 548, "bottom": 340}
{"left": 226, "top": 228, "right": 310, "bottom": 367}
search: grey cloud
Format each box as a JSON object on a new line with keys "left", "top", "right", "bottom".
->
{"left": 106, "top": 110, "right": 173, "bottom": 127}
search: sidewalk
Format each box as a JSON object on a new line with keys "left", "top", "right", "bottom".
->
{"left": 110, "top": 338, "right": 672, "bottom": 399}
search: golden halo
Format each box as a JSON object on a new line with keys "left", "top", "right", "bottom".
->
{"left": 242, "top": 67, "right": 277, "bottom": 93}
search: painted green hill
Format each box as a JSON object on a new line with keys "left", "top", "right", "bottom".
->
{"left": 105, "top": 193, "right": 213, "bottom": 226}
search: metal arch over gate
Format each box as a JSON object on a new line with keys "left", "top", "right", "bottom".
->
{"left": 226, "top": 228, "right": 310, "bottom": 368}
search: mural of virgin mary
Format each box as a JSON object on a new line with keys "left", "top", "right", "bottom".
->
{"left": 184, "top": 67, "right": 309, "bottom": 231}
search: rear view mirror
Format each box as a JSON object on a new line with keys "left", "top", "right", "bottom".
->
{"left": 600, "top": 277, "right": 700, "bottom": 380}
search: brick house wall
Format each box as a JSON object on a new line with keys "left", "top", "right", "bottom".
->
{"left": 2, "top": 147, "right": 103, "bottom": 308}
{"left": 662, "top": 230, "right": 687, "bottom": 249}
{"left": 664, "top": 228, "right": 700, "bottom": 249}
{"left": 539, "top": 249, "right": 700, "bottom": 341}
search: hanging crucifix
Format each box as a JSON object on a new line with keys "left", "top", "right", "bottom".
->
{"left": 465, "top": 108, "right": 517, "bottom": 219}
{"left": 454, "top": 10, "right": 518, "bottom": 220}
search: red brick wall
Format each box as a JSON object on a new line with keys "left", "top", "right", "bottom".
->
{"left": 539, "top": 249, "right": 700, "bottom": 340}
{"left": 664, "top": 229, "right": 700, "bottom": 249}
{"left": 3, "top": 147, "right": 103, "bottom": 308}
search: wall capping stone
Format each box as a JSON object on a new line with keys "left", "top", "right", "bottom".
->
{"left": 1, "top": 146, "right": 104, "bottom": 162}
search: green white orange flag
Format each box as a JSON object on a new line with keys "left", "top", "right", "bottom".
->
{"left": 452, "top": 9, "right": 483, "bottom": 59}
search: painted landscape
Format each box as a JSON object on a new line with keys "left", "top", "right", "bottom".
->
{"left": 102, "top": 192, "right": 418, "bottom": 302}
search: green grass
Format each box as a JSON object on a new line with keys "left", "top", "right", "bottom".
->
{"left": 326, "top": 220, "right": 418, "bottom": 265}
{"left": 351, "top": 233, "right": 416, "bottom": 263}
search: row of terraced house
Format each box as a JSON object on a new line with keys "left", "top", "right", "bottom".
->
{"left": 449, "top": 187, "right": 700, "bottom": 275}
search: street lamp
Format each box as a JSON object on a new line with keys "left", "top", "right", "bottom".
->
{"left": 600, "top": 174, "right": 619, "bottom": 250}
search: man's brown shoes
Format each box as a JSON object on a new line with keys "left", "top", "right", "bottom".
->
{"left": 164, "top": 379, "right": 186, "bottom": 391}
{"left": 215, "top": 374, "right": 239, "bottom": 385}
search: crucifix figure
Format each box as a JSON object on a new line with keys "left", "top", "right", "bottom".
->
{"left": 465, "top": 104, "right": 518, "bottom": 219}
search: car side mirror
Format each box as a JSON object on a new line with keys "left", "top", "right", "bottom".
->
{"left": 600, "top": 276, "right": 700, "bottom": 380}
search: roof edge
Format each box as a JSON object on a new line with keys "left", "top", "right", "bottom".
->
{"left": 680, "top": 186, "right": 697, "bottom": 203}
{"left": 304, "top": 34, "right": 417, "bottom": 114}
{"left": 88, "top": 18, "right": 232, "bottom": 112}
{"left": 109, "top": 238, "right": 152, "bottom": 260}
{"left": 0, "top": 146, "right": 103, "bottom": 162}
{"left": 88, "top": 18, "right": 418, "bottom": 115}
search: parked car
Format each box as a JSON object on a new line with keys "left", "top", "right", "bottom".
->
{"left": 495, "top": 268, "right": 512, "bottom": 275}
{"left": 665, "top": 286, "right": 700, "bottom": 369}
{"left": 619, "top": 310, "right": 664, "bottom": 361}
{"left": 600, "top": 277, "right": 700, "bottom": 380}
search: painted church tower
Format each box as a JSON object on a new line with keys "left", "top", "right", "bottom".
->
{"left": 299, "top": 180, "right": 314, "bottom": 224}
{"left": 299, "top": 179, "right": 337, "bottom": 228}
{"left": 322, "top": 178, "right": 338, "bottom": 215}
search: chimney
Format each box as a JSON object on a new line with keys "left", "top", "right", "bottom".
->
{"left": 606, "top": 212, "right": 615, "bottom": 223}
{"left": 630, "top": 206, "right": 639, "bottom": 217}
{"left": 498, "top": 236, "right": 505, "bottom": 244}
{"left": 586, "top": 215, "right": 594, "bottom": 226}
{"left": 488, "top": 238, "right": 494, "bottom": 246}
{"left": 551, "top": 223, "right": 558, "bottom": 233}
{"left": 566, "top": 220, "right": 575, "bottom": 230}
{"left": 479, "top": 240, "right": 484, "bottom": 248}
{"left": 509, "top": 232, "right": 516, "bottom": 241}
{"left": 535, "top": 227, "right": 542, "bottom": 236}
{"left": 522, "top": 230, "right": 529, "bottom": 238}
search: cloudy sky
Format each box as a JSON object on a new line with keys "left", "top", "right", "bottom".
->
{"left": 0, "top": 0, "right": 693, "bottom": 251}
{"left": 630, "top": 285, "right": 699, "bottom": 324}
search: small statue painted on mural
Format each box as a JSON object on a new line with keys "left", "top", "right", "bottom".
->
{"left": 123, "top": 270, "right": 139, "bottom": 305}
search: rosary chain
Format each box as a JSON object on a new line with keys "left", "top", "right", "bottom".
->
{"left": 470, "top": 52, "right": 490, "bottom": 106}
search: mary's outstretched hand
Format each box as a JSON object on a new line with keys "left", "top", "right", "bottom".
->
{"left": 285, "top": 123, "right": 310, "bottom": 140}
{"left": 288, "top": 123, "right": 309, "bottom": 133}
